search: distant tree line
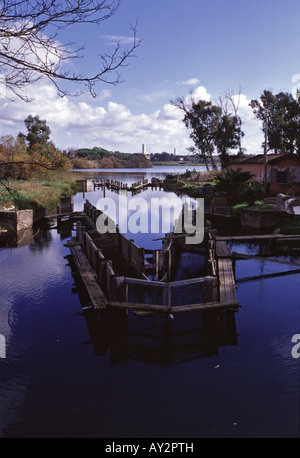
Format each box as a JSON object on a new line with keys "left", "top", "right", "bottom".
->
{"left": 70, "top": 147, "right": 152, "bottom": 169}
{"left": 150, "top": 152, "right": 203, "bottom": 163}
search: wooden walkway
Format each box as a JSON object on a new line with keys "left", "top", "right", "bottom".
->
{"left": 69, "top": 244, "right": 107, "bottom": 310}
{"left": 216, "top": 240, "right": 232, "bottom": 258}
{"left": 215, "top": 240, "right": 238, "bottom": 307}
{"left": 216, "top": 234, "right": 300, "bottom": 243}
{"left": 94, "top": 178, "right": 151, "bottom": 193}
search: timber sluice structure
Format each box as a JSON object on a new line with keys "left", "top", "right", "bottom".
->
{"left": 64, "top": 199, "right": 239, "bottom": 314}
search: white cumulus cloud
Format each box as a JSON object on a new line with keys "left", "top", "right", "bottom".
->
{"left": 177, "top": 78, "right": 200, "bottom": 86}
{"left": 0, "top": 80, "right": 262, "bottom": 156}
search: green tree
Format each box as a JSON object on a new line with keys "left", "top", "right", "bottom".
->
{"left": 215, "top": 114, "right": 244, "bottom": 168}
{"left": 250, "top": 90, "right": 300, "bottom": 155}
{"left": 171, "top": 95, "right": 243, "bottom": 169}
{"left": 24, "top": 115, "right": 51, "bottom": 153}
{"left": 171, "top": 98, "right": 220, "bottom": 170}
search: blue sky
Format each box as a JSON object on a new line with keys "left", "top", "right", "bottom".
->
{"left": 1, "top": 0, "right": 300, "bottom": 155}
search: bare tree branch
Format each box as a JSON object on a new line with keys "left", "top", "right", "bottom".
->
{"left": 0, "top": 0, "right": 142, "bottom": 100}
{"left": 222, "top": 86, "right": 243, "bottom": 116}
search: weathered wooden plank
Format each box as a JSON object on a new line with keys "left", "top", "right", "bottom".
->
{"left": 109, "top": 300, "right": 239, "bottom": 313}
{"left": 171, "top": 300, "right": 239, "bottom": 313}
{"left": 70, "top": 244, "right": 92, "bottom": 271}
{"left": 69, "top": 245, "right": 107, "bottom": 309}
{"left": 218, "top": 257, "right": 237, "bottom": 304}
{"left": 124, "top": 277, "right": 165, "bottom": 287}
{"left": 64, "top": 241, "right": 83, "bottom": 248}
{"left": 216, "top": 234, "right": 300, "bottom": 242}
{"left": 80, "top": 271, "right": 107, "bottom": 309}
{"left": 216, "top": 241, "right": 232, "bottom": 258}
{"left": 44, "top": 211, "right": 86, "bottom": 220}
{"left": 109, "top": 302, "right": 169, "bottom": 312}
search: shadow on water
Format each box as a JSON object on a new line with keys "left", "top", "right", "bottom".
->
{"left": 0, "top": 224, "right": 53, "bottom": 250}
{"left": 82, "top": 307, "right": 238, "bottom": 367}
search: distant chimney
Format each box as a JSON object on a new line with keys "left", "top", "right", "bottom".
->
{"left": 174, "top": 148, "right": 177, "bottom": 156}
{"left": 142, "top": 143, "right": 146, "bottom": 155}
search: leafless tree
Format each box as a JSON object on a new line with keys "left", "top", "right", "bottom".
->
{"left": 0, "top": 0, "right": 141, "bottom": 101}
{"left": 217, "top": 86, "right": 245, "bottom": 156}
{"left": 216, "top": 86, "right": 242, "bottom": 116}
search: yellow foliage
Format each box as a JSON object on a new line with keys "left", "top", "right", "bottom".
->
{"left": 0, "top": 136, "right": 72, "bottom": 180}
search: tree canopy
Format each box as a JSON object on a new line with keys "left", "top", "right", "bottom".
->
{"left": 171, "top": 95, "right": 244, "bottom": 170}
{"left": 0, "top": 116, "right": 72, "bottom": 180}
{"left": 23, "top": 115, "right": 51, "bottom": 152}
{"left": 250, "top": 90, "right": 300, "bottom": 156}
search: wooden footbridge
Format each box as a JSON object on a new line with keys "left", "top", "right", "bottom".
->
{"left": 63, "top": 199, "right": 239, "bottom": 314}
{"left": 216, "top": 233, "right": 300, "bottom": 243}
{"left": 216, "top": 233, "right": 300, "bottom": 255}
{"left": 93, "top": 177, "right": 164, "bottom": 193}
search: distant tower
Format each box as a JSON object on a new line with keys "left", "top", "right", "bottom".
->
{"left": 174, "top": 148, "right": 177, "bottom": 156}
{"left": 142, "top": 143, "right": 146, "bottom": 155}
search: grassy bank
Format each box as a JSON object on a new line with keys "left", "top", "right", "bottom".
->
{"left": 0, "top": 171, "right": 81, "bottom": 214}
{"left": 163, "top": 169, "right": 217, "bottom": 198}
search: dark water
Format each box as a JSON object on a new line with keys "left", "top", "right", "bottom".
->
{"left": 0, "top": 168, "right": 299, "bottom": 438}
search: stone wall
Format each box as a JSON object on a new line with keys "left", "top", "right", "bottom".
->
{"left": 241, "top": 209, "right": 286, "bottom": 230}
{"left": 0, "top": 210, "right": 33, "bottom": 232}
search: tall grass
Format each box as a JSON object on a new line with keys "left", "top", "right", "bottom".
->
{"left": 0, "top": 171, "right": 80, "bottom": 212}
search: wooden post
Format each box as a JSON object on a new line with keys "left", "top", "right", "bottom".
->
{"left": 128, "top": 239, "right": 134, "bottom": 268}
{"left": 203, "top": 276, "right": 218, "bottom": 303}
{"left": 95, "top": 257, "right": 106, "bottom": 290}
{"left": 155, "top": 250, "right": 159, "bottom": 281}
{"left": 76, "top": 221, "right": 82, "bottom": 242}
{"left": 106, "top": 260, "right": 114, "bottom": 299}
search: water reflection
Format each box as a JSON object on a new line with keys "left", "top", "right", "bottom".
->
{"left": 72, "top": 165, "right": 206, "bottom": 185}
{"left": 80, "top": 308, "right": 238, "bottom": 367}
{"left": 0, "top": 224, "right": 53, "bottom": 250}
{"left": 0, "top": 228, "right": 34, "bottom": 249}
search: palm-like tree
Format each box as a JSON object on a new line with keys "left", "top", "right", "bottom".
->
{"left": 213, "top": 168, "right": 254, "bottom": 205}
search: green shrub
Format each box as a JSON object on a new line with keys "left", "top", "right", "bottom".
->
{"left": 242, "top": 181, "right": 264, "bottom": 205}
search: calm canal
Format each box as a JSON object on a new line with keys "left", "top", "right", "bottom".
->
{"left": 0, "top": 166, "right": 299, "bottom": 438}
